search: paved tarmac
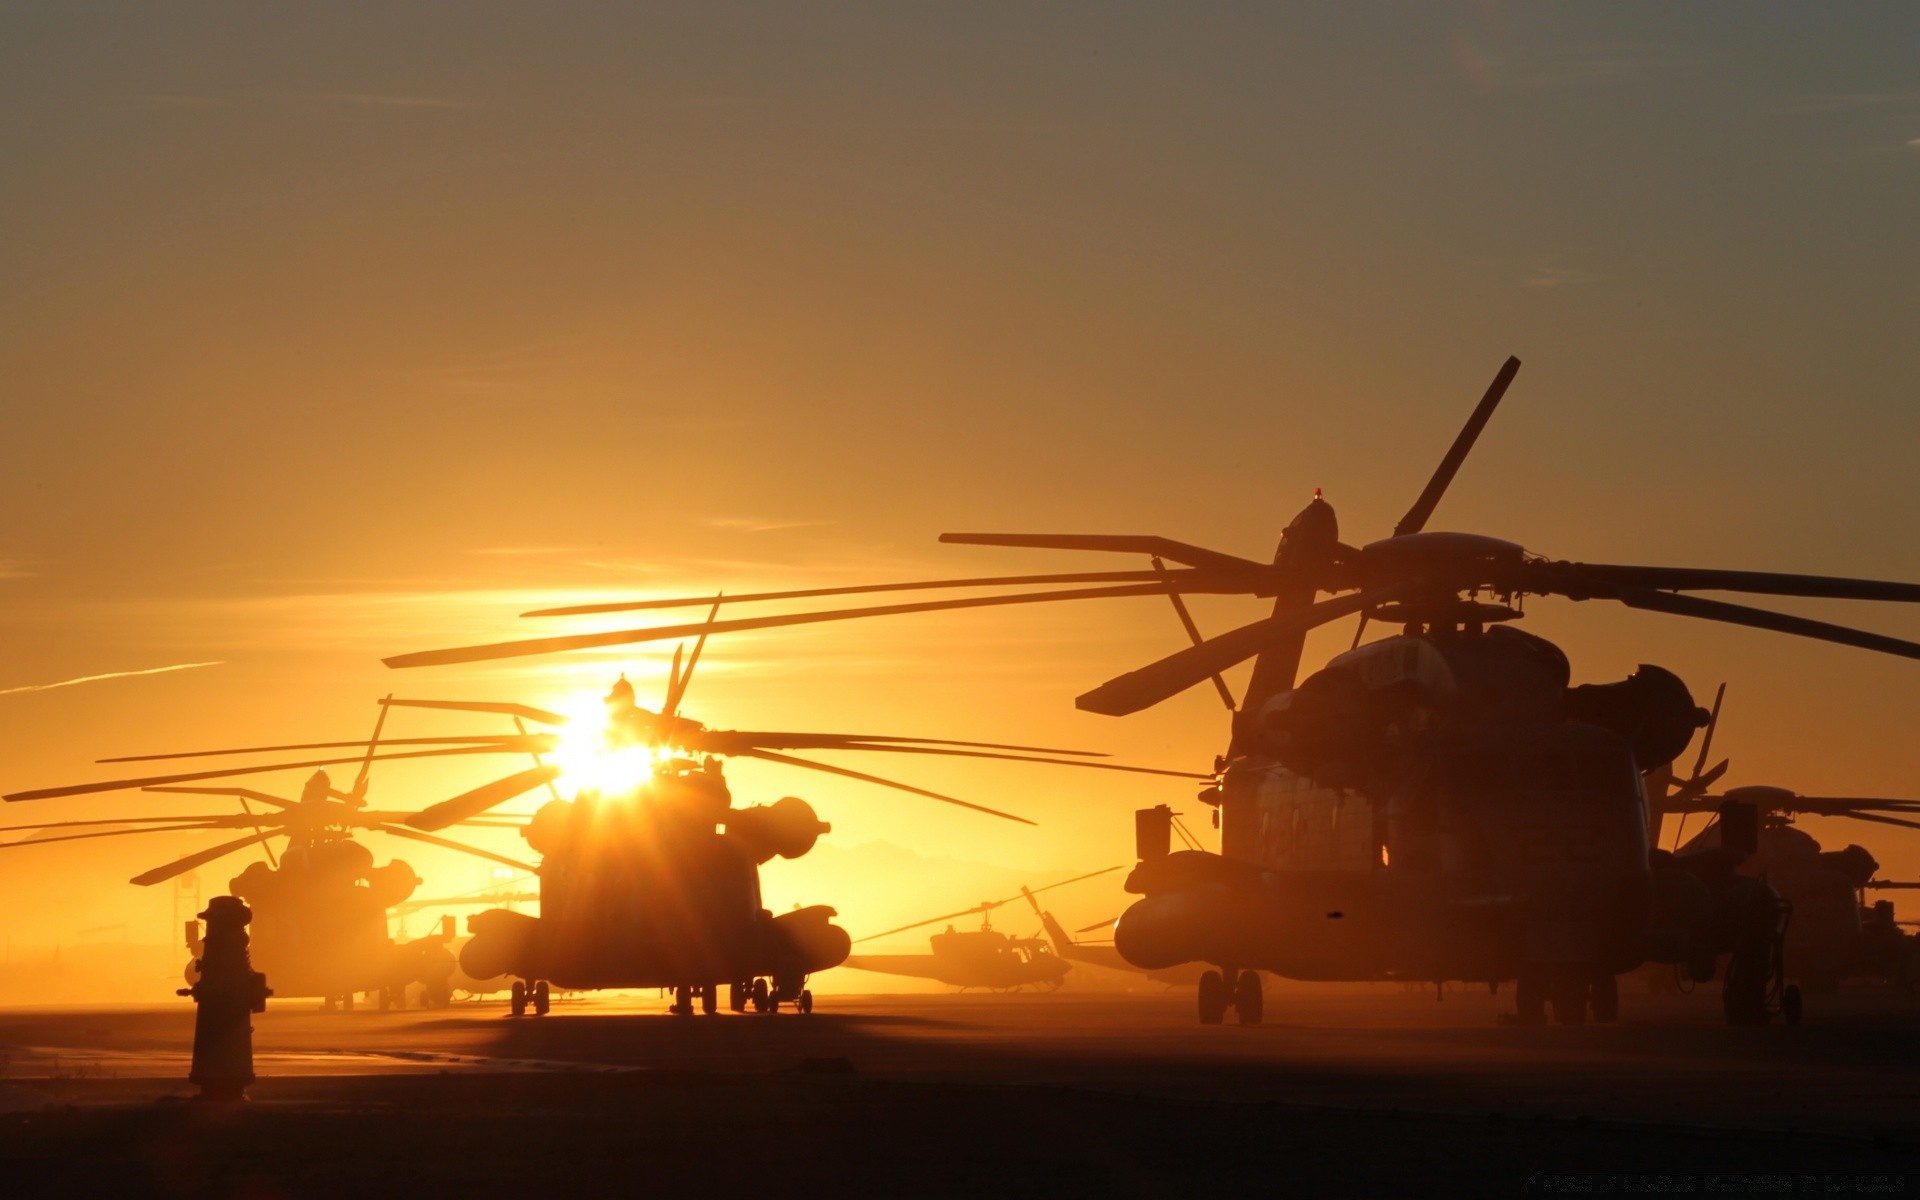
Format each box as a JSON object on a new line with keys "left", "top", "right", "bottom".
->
{"left": 4, "top": 985, "right": 1919, "bottom": 1196}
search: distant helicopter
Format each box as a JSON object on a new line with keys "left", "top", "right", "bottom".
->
{"left": 2, "top": 704, "right": 540, "bottom": 1009}
{"left": 841, "top": 867, "right": 1121, "bottom": 991}
{"left": 387, "top": 624, "right": 1204, "bottom": 1017}
{"left": 387, "top": 358, "right": 1920, "bottom": 1028}
{"left": 1655, "top": 776, "right": 1920, "bottom": 994}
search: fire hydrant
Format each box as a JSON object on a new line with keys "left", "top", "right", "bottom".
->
{"left": 179, "top": 895, "right": 271, "bottom": 1101}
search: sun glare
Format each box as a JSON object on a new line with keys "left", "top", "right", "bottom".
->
{"left": 547, "top": 694, "right": 678, "bottom": 797}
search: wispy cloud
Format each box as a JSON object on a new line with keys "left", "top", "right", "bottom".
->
{"left": 314, "top": 93, "right": 477, "bottom": 111}
{"left": 1523, "top": 260, "right": 1605, "bottom": 290}
{"left": 1784, "top": 90, "right": 1920, "bottom": 115}
{"left": 703, "top": 517, "right": 836, "bottom": 534}
{"left": 0, "top": 660, "right": 223, "bottom": 698}
{"left": 1450, "top": 35, "right": 1688, "bottom": 93}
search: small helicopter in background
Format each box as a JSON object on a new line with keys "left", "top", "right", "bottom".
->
{"left": 393, "top": 357, "right": 1920, "bottom": 1028}
{"left": 3, "top": 704, "right": 541, "bottom": 1009}
{"left": 841, "top": 867, "right": 1121, "bottom": 992}
{"left": 1648, "top": 708, "right": 1920, "bottom": 996}
{"left": 387, "top": 619, "right": 1204, "bottom": 1017}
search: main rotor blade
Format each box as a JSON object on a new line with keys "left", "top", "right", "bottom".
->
{"left": 1782, "top": 795, "right": 1920, "bottom": 811}
{"left": 142, "top": 786, "right": 297, "bottom": 808}
{"left": 0, "top": 814, "right": 269, "bottom": 834}
{"left": 1076, "top": 588, "right": 1397, "bottom": 716}
{"left": 100, "top": 735, "right": 527, "bottom": 764}
{"left": 662, "top": 596, "right": 721, "bottom": 721}
{"left": 1829, "top": 810, "right": 1920, "bottom": 833}
{"left": 747, "top": 742, "right": 1210, "bottom": 779}
{"left": 382, "top": 699, "right": 571, "bottom": 726}
{"left": 697, "top": 732, "right": 1106, "bottom": 756}
{"left": 1076, "top": 916, "right": 1120, "bottom": 934}
{"left": 1026, "top": 864, "right": 1125, "bottom": 899}
{"left": 1540, "top": 563, "right": 1920, "bottom": 604}
{"left": 131, "top": 829, "right": 282, "bottom": 886}
{"left": 371, "top": 824, "right": 540, "bottom": 874}
{"left": 5, "top": 742, "right": 555, "bottom": 803}
{"left": 939, "top": 533, "right": 1268, "bottom": 575}
{"left": 405, "top": 765, "right": 564, "bottom": 832}
{"left": 1603, "top": 588, "right": 1920, "bottom": 661}
{"left": 3, "top": 821, "right": 269, "bottom": 849}
{"left": 1155, "top": 555, "right": 1236, "bottom": 712}
{"left": 1691, "top": 682, "right": 1726, "bottom": 780}
{"left": 1394, "top": 356, "right": 1521, "bottom": 538}
{"left": 735, "top": 749, "right": 1034, "bottom": 825}
{"left": 385, "top": 582, "right": 1191, "bottom": 669}
{"left": 522, "top": 571, "right": 1176, "bottom": 617}
{"left": 857, "top": 867, "right": 1121, "bottom": 943}
{"left": 855, "top": 903, "right": 996, "bottom": 943}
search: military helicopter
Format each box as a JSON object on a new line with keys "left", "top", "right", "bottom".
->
{"left": 385, "top": 623, "right": 1204, "bottom": 1017}
{"left": 384, "top": 357, "right": 1920, "bottom": 1027}
{"left": 841, "top": 867, "right": 1121, "bottom": 991}
{"left": 3, "top": 705, "right": 544, "bottom": 1009}
{"left": 1655, "top": 777, "right": 1920, "bottom": 994}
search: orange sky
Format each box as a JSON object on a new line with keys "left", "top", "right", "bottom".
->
{"left": 4, "top": 4, "right": 1919, "bottom": 968}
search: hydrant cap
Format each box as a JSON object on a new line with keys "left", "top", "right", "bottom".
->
{"left": 198, "top": 895, "right": 253, "bottom": 925}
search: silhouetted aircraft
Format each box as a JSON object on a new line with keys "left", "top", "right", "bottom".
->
{"left": 3, "top": 703, "right": 538, "bottom": 1008}
{"left": 393, "top": 357, "right": 1920, "bottom": 1027}
{"left": 385, "top": 617, "right": 1203, "bottom": 1016}
{"left": 842, "top": 867, "right": 1120, "bottom": 991}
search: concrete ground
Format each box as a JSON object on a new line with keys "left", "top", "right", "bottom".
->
{"left": 3, "top": 986, "right": 1918, "bottom": 1196}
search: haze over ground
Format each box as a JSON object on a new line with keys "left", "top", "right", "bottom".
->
{"left": 4, "top": 4, "right": 1918, "bottom": 966}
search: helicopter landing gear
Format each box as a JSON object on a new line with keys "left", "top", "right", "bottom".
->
{"left": 672, "top": 985, "right": 694, "bottom": 1015}
{"left": 701, "top": 983, "right": 717, "bottom": 1016}
{"left": 1233, "top": 970, "right": 1263, "bottom": 1026}
{"left": 1549, "top": 975, "right": 1588, "bottom": 1027}
{"left": 510, "top": 980, "right": 527, "bottom": 1017}
{"left": 1724, "top": 894, "right": 1797, "bottom": 1027}
{"left": 1197, "top": 970, "right": 1227, "bottom": 1024}
{"left": 729, "top": 981, "right": 749, "bottom": 1012}
{"left": 750, "top": 977, "right": 772, "bottom": 1013}
{"left": 797, "top": 989, "right": 814, "bottom": 1014}
{"left": 1197, "top": 967, "right": 1262, "bottom": 1025}
{"left": 533, "top": 979, "right": 551, "bottom": 1016}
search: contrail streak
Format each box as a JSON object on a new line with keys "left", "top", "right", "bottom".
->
{"left": 0, "top": 661, "right": 224, "bottom": 697}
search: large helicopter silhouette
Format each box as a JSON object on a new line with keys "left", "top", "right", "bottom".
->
{"left": 383, "top": 356, "right": 1920, "bottom": 1027}
{"left": 841, "top": 866, "right": 1121, "bottom": 991}
{"left": 383, "top": 623, "right": 1205, "bottom": 1017}
{"left": 2, "top": 705, "right": 539, "bottom": 1009}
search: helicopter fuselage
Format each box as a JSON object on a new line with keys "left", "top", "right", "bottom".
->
{"left": 1117, "top": 721, "right": 1653, "bottom": 984}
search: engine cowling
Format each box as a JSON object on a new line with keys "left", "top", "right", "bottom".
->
{"left": 725, "top": 797, "right": 829, "bottom": 863}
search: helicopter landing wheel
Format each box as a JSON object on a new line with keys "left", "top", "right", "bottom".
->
{"left": 797, "top": 989, "right": 813, "bottom": 1015}
{"left": 729, "top": 981, "right": 748, "bottom": 1013}
{"left": 342, "top": 991, "right": 356, "bottom": 1013}
{"left": 533, "top": 979, "right": 551, "bottom": 1016}
{"left": 700, "top": 984, "right": 717, "bottom": 1016}
{"left": 672, "top": 985, "right": 694, "bottom": 1016}
{"left": 1549, "top": 973, "right": 1588, "bottom": 1026}
{"left": 1234, "top": 970, "right": 1263, "bottom": 1026}
{"left": 751, "top": 978, "right": 771, "bottom": 1014}
{"left": 1197, "top": 970, "right": 1228, "bottom": 1025}
{"left": 510, "top": 980, "right": 527, "bottom": 1018}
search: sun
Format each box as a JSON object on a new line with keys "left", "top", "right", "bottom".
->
{"left": 546, "top": 693, "right": 680, "bottom": 797}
